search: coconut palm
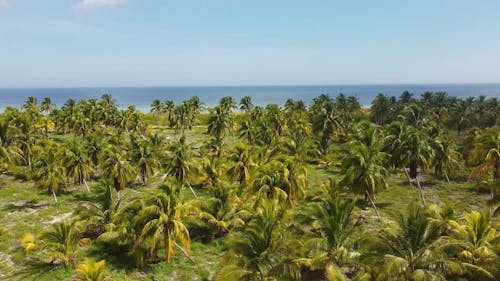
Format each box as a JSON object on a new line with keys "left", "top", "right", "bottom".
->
{"left": 370, "top": 93, "right": 395, "bottom": 125}
{"left": 100, "top": 146, "right": 135, "bottom": 192}
{"left": 444, "top": 210, "right": 500, "bottom": 280}
{"left": 214, "top": 199, "right": 306, "bottom": 281}
{"left": 33, "top": 143, "right": 65, "bottom": 202}
{"left": 75, "top": 258, "right": 113, "bottom": 281}
{"left": 133, "top": 185, "right": 191, "bottom": 263}
{"left": 339, "top": 142, "right": 389, "bottom": 216}
{"left": 219, "top": 96, "right": 237, "bottom": 113}
{"left": 360, "top": 203, "right": 463, "bottom": 281}
{"left": 227, "top": 143, "right": 254, "bottom": 191}
{"left": 468, "top": 128, "right": 500, "bottom": 198}
{"left": 305, "top": 191, "right": 363, "bottom": 279}
{"left": 207, "top": 106, "right": 233, "bottom": 143}
{"left": 62, "top": 137, "right": 94, "bottom": 191}
{"left": 198, "top": 185, "right": 249, "bottom": 238}
{"left": 130, "top": 136, "right": 160, "bottom": 185}
{"left": 164, "top": 135, "right": 198, "bottom": 198}
{"left": 39, "top": 220, "right": 87, "bottom": 267}
{"left": 150, "top": 99, "right": 163, "bottom": 119}
{"left": 239, "top": 96, "right": 254, "bottom": 113}
{"left": 252, "top": 157, "right": 307, "bottom": 205}
{"left": 75, "top": 181, "right": 121, "bottom": 236}
{"left": 431, "top": 135, "right": 460, "bottom": 184}
{"left": 0, "top": 119, "right": 22, "bottom": 171}
{"left": 162, "top": 100, "right": 175, "bottom": 122}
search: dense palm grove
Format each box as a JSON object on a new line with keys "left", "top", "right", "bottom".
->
{"left": 0, "top": 92, "right": 499, "bottom": 281}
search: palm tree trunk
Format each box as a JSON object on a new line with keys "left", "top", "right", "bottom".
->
{"left": 51, "top": 187, "right": 58, "bottom": 203}
{"left": 444, "top": 171, "right": 451, "bottom": 185}
{"left": 415, "top": 176, "right": 426, "bottom": 205}
{"left": 174, "top": 242, "right": 195, "bottom": 264}
{"left": 83, "top": 179, "right": 90, "bottom": 192}
{"left": 365, "top": 191, "right": 381, "bottom": 220}
{"left": 186, "top": 182, "right": 198, "bottom": 198}
{"left": 404, "top": 168, "right": 414, "bottom": 188}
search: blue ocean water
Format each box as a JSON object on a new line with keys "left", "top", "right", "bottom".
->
{"left": 1, "top": 84, "right": 499, "bottom": 112}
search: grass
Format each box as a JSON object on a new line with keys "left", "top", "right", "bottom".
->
{"left": 0, "top": 126, "right": 493, "bottom": 280}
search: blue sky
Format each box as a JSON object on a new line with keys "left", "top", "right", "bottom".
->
{"left": 1, "top": 0, "right": 500, "bottom": 87}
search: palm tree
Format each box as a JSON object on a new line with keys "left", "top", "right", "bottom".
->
{"left": 468, "top": 128, "right": 500, "bottom": 198}
{"left": 62, "top": 137, "right": 94, "bottom": 191}
{"left": 39, "top": 221, "right": 87, "bottom": 267}
{"left": 397, "top": 126, "right": 435, "bottom": 204}
{"left": 162, "top": 100, "right": 175, "bottom": 122}
{"left": 214, "top": 199, "right": 306, "bottom": 281}
{"left": 40, "top": 97, "right": 55, "bottom": 115}
{"left": 199, "top": 185, "right": 248, "bottom": 238}
{"left": 444, "top": 210, "right": 500, "bottom": 280}
{"left": 227, "top": 143, "right": 254, "bottom": 191}
{"left": 33, "top": 143, "right": 65, "bottom": 202}
{"left": 100, "top": 146, "right": 135, "bottom": 192}
{"left": 306, "top": 191, "right": 362, "bottom": 280}
{"left": 150, "top": 99, "right": 163, "bottom": 120}
{"left": 130, "top": 136, "right": 160, "bottom": 185}
{"left": 219, "top": 96, "right": 237, "bottom": 113}
{"left": 0, "top": 119, "right": 22, "bottom": 171}
{"left": 165, "top": 135, "right": 198, "bottom": 198}
{"left": 75, "top": 258, "right": 113, "bottom": 281}
{"left": 239, "top": 96, "right": 254, "bottom": 113}
{"left": 339, "top": 142, "right": 389, "bottom": 217}
{"left": 252, "top": 157, "right": 307, "bottom": 205}
{"left": 76, "top": 181, "right": 121, "bottom": 236}
{"left": 431, "top": 135, "right": 460, "bottom": 184}
{"left": 207, "top": 106, "right": 233, "bottom": 144}
{"left": 370, "top": 93, "right": 395, "bottom": 125}
{"left": 361, "top": 203, "right": 463, "bottom": 280}
{"left": 22, "top": 96, "right": 38, "bottom": 111}
{"left": 134, "top": 185, "right": 191, "bottom": 263}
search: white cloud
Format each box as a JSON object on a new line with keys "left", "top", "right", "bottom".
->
{"left": 76, "top": 0, "right": 123, "bottom": 12}
{"left": 0, "top": 0, "right": 8, "bottom": 7}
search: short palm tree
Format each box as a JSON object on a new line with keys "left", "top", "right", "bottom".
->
{"left": 133, "top": 185, "right": 191, "bottom": 263}
{"left": 431, "top": 135, "right": 460, "bottom": 184}
{"left": 306, "top": 191, "right": 362, "bottom": 280}
{"left": 62, "top": 137, "right": 94, "bottom": 191}
{"left": 130, "top": 136, "right": 160, "bottom": 185}
{"left": 239, "top": 96, "right": 254, "bottom": 113}
{"left": 361, "top": 204, "right": 463, "bottom": 280}
{"left": 75, "top": 258, "right": 113, "bottom": 281}
{"left": 445, "top": 210, "right": 500, "bottom": 280}
{"left": 227, "top": 143, "right": 254, "bottom": 191}
{"left": 39, "top": 221, "right": 88, "bottom": 267}
{"left": 214, "top": 199, "right": 307, "bottom": 281}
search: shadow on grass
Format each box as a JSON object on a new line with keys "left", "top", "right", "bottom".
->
{"left": 355, "top": 199, "right": 392, "bottom": 211}
{"left": 1, "top": 200, "right": 49, "bottom": 212}
{"left": 9, "top": 260, "right": 68, "bottom": 281}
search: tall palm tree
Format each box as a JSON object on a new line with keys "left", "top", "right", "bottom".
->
{"left": 133, "top": 185, "right": 191, "bottom": 263}
{"left": 219, "top": 96, "right": 237, "bottom": 113}
{"left": 239, "top": 96, "right": 254, "bottom": 113}
{"left": 130, "top": 136, "right": 160, "bottom": 185}
{"left": 207, "top": 106, "right": 233, "bottom": 144}
{"left": 370, "top": 93, "right": 395, "bottom": 125}
{"left": 227, "top": 143, "right": 254, "bottom": 191}
{"left": 0, "top": 119, "right": 22, "bottom": 171}
{"left": 361, "top": 204, "right": 463, "bottom": 280}
{"left": 75, "top": 258, "right": 113, "bottom": 281}
{"left": 62, "top": 137, "right": 94, "bottom": 191}
{"left": 431, "top": 135, "right": 460, "bottom": 184}
{"left": 340, "top": 142, "right": 389, "bottom": 216}
{"left": 165, "top": 136, "right": 198, "bottom": 198}
{"left": 162, "top": 100, "right": 175, "bottom": 123}
{"left": 468, "top": 128, "right": 500, "bottom": 198}
{"left": 397, "top": 126, "right": 435, "bottom": 204}
{"left": 150, "top": 99, "right": 163, "bottom": 120}
{"left": 33, "top": 143, "right": 65, "bottom": 202}
{"left": 100, "top": 146, "right": 135, "bottom": 192}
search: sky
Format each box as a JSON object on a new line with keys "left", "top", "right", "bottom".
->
{"left": 1, "top": 0, "right": 500, "bottom": 87}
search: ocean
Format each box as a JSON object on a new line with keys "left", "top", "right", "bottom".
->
{"left": 1, "top": 84, "right": 500, "bottom": 112}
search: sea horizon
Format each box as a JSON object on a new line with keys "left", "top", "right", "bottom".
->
{"left": 1, "top": 83, "right": 500, "bottom": 113}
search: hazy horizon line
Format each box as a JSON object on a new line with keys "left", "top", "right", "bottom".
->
{"left": 2, "top": 81, "right": 500, "bottom": 90}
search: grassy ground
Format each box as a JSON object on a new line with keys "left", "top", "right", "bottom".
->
{"left": 0, "top": 126, "right": 493, "bottom": 280}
